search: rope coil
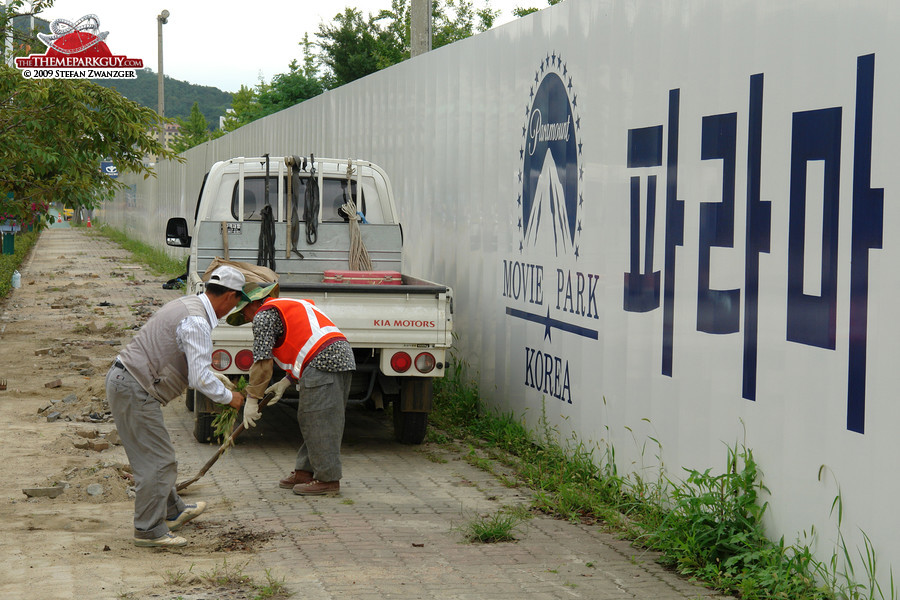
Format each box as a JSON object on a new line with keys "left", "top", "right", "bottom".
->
{"left": 343, "top": 160, "right": 372, "bottom": 271}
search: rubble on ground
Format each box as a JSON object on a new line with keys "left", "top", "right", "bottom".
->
{"left": 23, "top": 460, "right": 133, "bottom": 503}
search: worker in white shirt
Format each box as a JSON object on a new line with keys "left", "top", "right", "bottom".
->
{"left": 105, "top": 265, "right": 247, "bottom": 548}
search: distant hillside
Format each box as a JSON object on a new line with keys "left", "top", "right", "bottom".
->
{"left": 94, "top": 68, "right": 232, "bottom": 130}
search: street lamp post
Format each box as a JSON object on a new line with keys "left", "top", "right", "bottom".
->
{"left": 157, "top": 10, "right": 169, "bottom": 151}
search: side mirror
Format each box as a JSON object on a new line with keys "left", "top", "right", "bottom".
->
{"left": 165, "top": 217, "right": 192, "bottom": 247}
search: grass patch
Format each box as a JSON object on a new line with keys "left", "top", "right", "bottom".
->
{"left": 0, "top": 230, "right": 39, "bottom": 300}
{"left": 458, "top": 505, "right": 529, "bottom": 543}
{"left": 432, "top": 358, "right": 895, "bottom": 600}
{"left": 156, "top": 560, "right": 292, "bottom": 599}
{"left": 90, "top": 223, "right": 186, "bottom": 277}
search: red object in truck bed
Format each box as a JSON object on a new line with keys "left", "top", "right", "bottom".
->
{"left": 323, "top": 270, "right": 402, "bottom": 285}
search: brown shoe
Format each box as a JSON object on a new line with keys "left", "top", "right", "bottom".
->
{"left": 292, "top": 480, "right": 340, "bottom": 496}
{"left": 279, "top": 470, "right": 314, "bottom": 489}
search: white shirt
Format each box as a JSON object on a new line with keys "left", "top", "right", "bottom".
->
{"left": 174, "top": 293, "right": 232, "bottom": 405}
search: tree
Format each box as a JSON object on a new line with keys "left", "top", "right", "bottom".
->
{"left": 514, "top": 0, "right": 564, "bottom": 18}
{"left": 317, "top": 7, "right": 383, "bottom": 88}
{"left": 221, "top": 84, "right": 260, "bottom": 132}
{"left": 223, "top": 35, "right": 325, "bottom": 132}
{"left": 0, "top": 1, "right": 177, "bottom": 225}
{"left": 316, "top": 0, "right": 499, "bottom": 88}
{"left": 171, "top": 102, "right": 213, "bottom": 153}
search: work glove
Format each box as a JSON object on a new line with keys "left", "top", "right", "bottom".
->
{"left": 242, "top": 396, "right": 261, "bottom": 429}
{"left": 213, "top": 372, "right": 235, "bottom": 390}
{"left": 265, "top": 377, "right": 292, "bottom": 405}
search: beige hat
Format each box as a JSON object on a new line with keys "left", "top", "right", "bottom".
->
{"left": 207, "top": 265, "right": 246, "bottom": 292}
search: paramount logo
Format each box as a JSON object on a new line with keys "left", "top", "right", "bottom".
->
{"left": 527, "top": 111, "right": 571, "bottom": 153}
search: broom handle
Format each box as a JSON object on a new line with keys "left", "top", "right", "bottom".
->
{"left": 175, "top": 393, "right": 273, "bottom": 491}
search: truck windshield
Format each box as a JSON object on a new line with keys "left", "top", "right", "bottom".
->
{"left": 231, "top": 176, "right": 365, "bottom": 223}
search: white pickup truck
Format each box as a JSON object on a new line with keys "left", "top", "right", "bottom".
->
{"left": 164, "top": 155, "right": 453, "bottom": 444}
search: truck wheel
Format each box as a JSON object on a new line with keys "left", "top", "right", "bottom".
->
{"left": 393, "top": 402, "right": 428, "bottom": 444}
{"left": 192, "top": 391, "right": 218, "bottom": 444}
{"left": 392, "top": 378, "right": 432, "bottom": 444}
{"left": 194, "top": 413, "right": 217, "bottom": 444}
{"left": 185, "top": 388, "right": 195, "bottom": 412}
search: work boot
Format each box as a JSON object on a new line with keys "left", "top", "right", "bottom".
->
{"left": 165, "top": 501, "right": 207, "bottom": 532}
{"left": 134, "top": 532, "right": 187, "bottom": 548}
{"left": 279, "top": 470, "right": 314, "bottom": 489}
{"left": 293, "top": 480, "right": 340, "bottom": 496}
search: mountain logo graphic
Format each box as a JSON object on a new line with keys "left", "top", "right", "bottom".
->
{"left": 517, "top": 52, "right": 583, "bottom": 259}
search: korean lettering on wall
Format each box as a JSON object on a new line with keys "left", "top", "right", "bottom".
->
{"left": 623, "top": 54, "right": 883, "bottom": 434}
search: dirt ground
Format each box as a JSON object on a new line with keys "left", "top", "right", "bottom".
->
{"left": 0, "top": 232, "right": 276, "bottom": 599}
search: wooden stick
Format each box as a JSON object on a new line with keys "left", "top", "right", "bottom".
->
{"left": 175, "top": 393, "right": 273, "bottom": 492}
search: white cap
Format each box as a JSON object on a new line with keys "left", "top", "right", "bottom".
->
{"left": 207, "top": 265, "right": 246, "bottom": 292}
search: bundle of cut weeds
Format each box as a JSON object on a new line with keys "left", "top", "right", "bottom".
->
{"left": 211, "top": 376, "right": 246, "bottom": 448}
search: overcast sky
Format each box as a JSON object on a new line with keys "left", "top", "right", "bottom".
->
{"left": 39, "top": 0, "right": 536, "bottom": 92}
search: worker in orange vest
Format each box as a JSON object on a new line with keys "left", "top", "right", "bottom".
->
{"left": 228, "top": 282, "right": 355, "bottom": 496}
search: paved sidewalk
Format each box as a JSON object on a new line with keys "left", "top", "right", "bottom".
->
{"left": 2, "top": 229, "right": 731, "bottom": 599}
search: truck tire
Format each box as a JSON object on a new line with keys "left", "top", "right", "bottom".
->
{"left": 393, "top": 402, "right": 428, "bottom": 444}
{"left": 392, "top": 378, "right": 432, "bottom": 444}
{"left": 194, "top": 412, "right": 217, "bottom": 444}
{"left": 192, "top": 391, "right": 218, "bottom": 444}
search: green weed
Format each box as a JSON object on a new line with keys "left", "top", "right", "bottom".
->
{"left": 458, "top": 506, "right": 526, "bottom": 543}
{"left": 0, "top": 230, "right": 39, "bottom": 300}
{"left": 432, "top": 355, "right": 896, "bottom": 600}
{"left": 90, "top": 223, "right": 186, "bottom": 277}
{"left": 199, "top": 559, "right": 252, "bottom": 587}
{"left": 254, "top": 570, "right": 292, "bottom": 599}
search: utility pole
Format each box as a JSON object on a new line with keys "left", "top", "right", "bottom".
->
{"left": 410, "top": 0, "right": 431, "bottom": 58}
{"left": 157, "top": 10, "right": 169, "bottom": 151}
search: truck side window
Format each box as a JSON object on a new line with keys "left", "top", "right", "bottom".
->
{"left": 230, "top": 176, "right": 366, "bottom": 223}
{"left": 230, "top": 177, "right": 283, "bottom": 220}
{"left": 322, "top": 179, "right": 365, "bottom": 223}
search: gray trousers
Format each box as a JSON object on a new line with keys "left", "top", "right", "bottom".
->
{"left": 105, "top": 365, "right": 186, "bottom": 539}
{"left": 293, "top": 367, "right": 352, "bottom": 482}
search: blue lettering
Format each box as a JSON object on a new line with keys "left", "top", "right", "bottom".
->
{"left": 697, "top": 112, "right": 740, "bottom": 334}
{"left": 503, "top": 260, "right": 544, "bottom": 305}
{"left": 524, "top": 347, "right": 573, "bottom": 404}
{"left": 847, "top": 54, "right": 883, "bottom": 434}
{"left": 786, "top": 107, "right": 842, "bottom": 349}
{"left": 662, "top": 89, "right": 685, "bottom": 377}
{"left": 742, "top": 73, "right": 770, "bottom": 401}
{"left": 624, "top": 126, "right": 662, "bottom": 312}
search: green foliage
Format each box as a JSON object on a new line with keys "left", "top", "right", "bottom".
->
{"left": 0, "top": 230, "right": 38, "bottom": 300}
{"left": 433, "top": 356, "right": 896, "bottom": 600}
{"left": 93, "top": 68, "right": 233, "bottom": 128}
{"left": 514, "top": 0, "right": 565, "bottom": 18}
{"left": 222, "top": 36, "right": 324, "bottom": 132}
{"left": 0, "top": 2, "right": 179, "bottom": 222}
{"left": 458, "top": 506, "right": 529, "bottom": 543}
{"left": 171, "top": 102, "right": 217, "bottom": 153}
{"left": 89, "top": 223, "right": 186, "bottom": 277}
{"left": 317, "top": 7, "right": 383, "bottom": 88}
{"left": 316, "top": 0, "right": 499, "bottom": 88}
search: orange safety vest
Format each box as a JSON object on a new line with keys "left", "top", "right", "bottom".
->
{"left": 258, "top": 297, "right": 345, "bottom": 379}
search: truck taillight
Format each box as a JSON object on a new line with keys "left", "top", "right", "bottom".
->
{"left": 211, "top": 349, "right": 232, "bottom": 371}
{"left": 235, "top": 350, "right": 254, "bottom": 371}
{"left": 414, "top": 352, "right": 435, "bottom": 373}
{"left": 390, "top": 351, "right": 412, "bottom": 373}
